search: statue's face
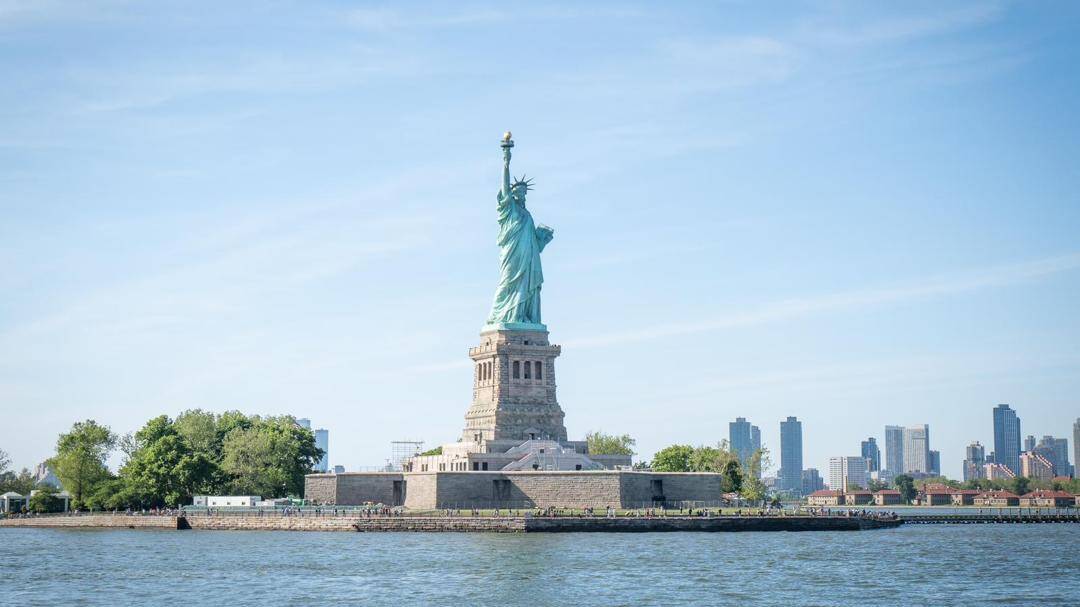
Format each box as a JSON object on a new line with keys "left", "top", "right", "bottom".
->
{"left": 512, "top": 186, "right": 527, "bottom": 204}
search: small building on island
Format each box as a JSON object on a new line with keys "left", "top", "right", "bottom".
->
{"left": 918, "top": 488, "right": 953, "bottom": 506}
{"left": 949, "top": 489, "right": 981, "bottom": 506}
{"left": 843, "top": 490, "right": 873, "bottom": 505}
{"left": 1019, "top": 490, "right": 1074, "bottom": 508}
{"left": 972, "top": 490, "right": 1019, "bottom": 507}
{"left": 872, "top": 489, "right": 902, "bottom": 506}
{"left": 806, "top": 490, "right": 843, "bottom": 506}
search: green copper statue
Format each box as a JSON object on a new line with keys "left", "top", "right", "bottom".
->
{"left": 486, "top": 132, "right": 554, "bottom": 331}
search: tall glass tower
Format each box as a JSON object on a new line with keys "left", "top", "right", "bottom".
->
{"left": 992, "top": 404, "right": 1021, "bottom": 475}
{"left": 884, "top": 425, "right": 904, "bottom": 478}
{"left": 780, "top": 417, "right": 803, "bottom": 494}
{"left": 860, "top": 437, "right": 881, "bottom": 472}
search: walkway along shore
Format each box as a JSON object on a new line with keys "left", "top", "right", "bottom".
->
{"left": 0, "top": 513, "right": 903, "bottom": 532}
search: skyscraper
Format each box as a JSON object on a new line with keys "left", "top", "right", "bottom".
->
{"left": 884, "top": 425, "right": 904, "bottom": 479}
{"left": 860, "top": 438, "right": 881, "bottom": 472}
{"left": 780, "top": 417, "right": 803, "bottom": 494}
{"left": 1033, "top": 436, "right": 1071, "bottom": 478}
{"left": 1074, "top": 419, "right": 1080, "bottom": 478}
{"left": 928, "top": 450, "right": 940, "bottom": 476}
{"left": 729, "top": 417, "right": 759, "bottom": 467}
{"left": 992, "top": 404, "right": 1021, "bottom": 475}
{"left": 963, "top": 441, "right": 985, "bottom": 481}
{"left": 801, "top": 468, "right": 824, "bottom": 494}
{"left": 829, "top": 456, "right": 868, "bottom": 490}
{"left": 902, "top": 425, "right": 930, "bottom": 474}
{"left": 314, "top": 428, "right": 329, "bottom": 473}
{"left": 1024, "top": 435, "right": 1036, "bottom": 453}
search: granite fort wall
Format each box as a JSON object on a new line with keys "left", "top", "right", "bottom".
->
{"left": 305, "top": 473, "right": 403, "bottom": 506}
{"left": 0, "top": 515, "right": 180, "bottom": 529}
{"left": 619, "top": 472, "right": 724, "bottom": 507}
{"left": 316, "top": 471, "right": 727, "bottom": 509}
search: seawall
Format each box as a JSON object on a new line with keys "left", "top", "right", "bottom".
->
{"left": 2, "top": 514, "right": 901, "bottom": 532}
{"left": 523, "top": 516, "right": 901, "bottom": 532}
{"left": 184, "top": 515, "right": 526, "bottom": 532}
{"left": 0, "top": 515, "right": 181, "bottom": 529}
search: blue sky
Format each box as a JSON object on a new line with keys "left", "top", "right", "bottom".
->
{"left": 2, "top": 1, "right": 1078, "bottom": 479}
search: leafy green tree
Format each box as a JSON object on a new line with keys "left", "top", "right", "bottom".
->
{"left": 174, "top": 409, "right": 222, "bottom": 457}
{"left": 651, "top": 445, "right": 694, "bottom": 472}
{"left": 894, "top": 474, "right": 917, "bottom": 504}
{"left": 1008, "top": 476, "right": 1031, "bottom": 496}
{"left": 29, "top": 487, "right": 62, "bottom": 513}
{"left": 739, "top": 448, "right": 769, "bottom": 503}
{"left": 419, "top": 446, "right": 443, "bottom": 456}
{"left": 867, "top": 478, "right": 889, "bottom": 492}
{"left": 720, "top": 459, "right": 743, "bottom": 494}
{"left": 48, "top": 420, "right": 116, "bottom": 508}
{"left": 585, "top": 431, "right": 636, "bottom": 456}
{"left": 0, "top": 468, "right": 37, "bottom": 495}
{"left": 121, "top": 415, "right": 216, "bottom": 507}
{"left": 220, "top": 416, "right": 321, "bottom": 497}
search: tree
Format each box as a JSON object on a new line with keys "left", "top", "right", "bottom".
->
{"left": 867, "top": 478, "right": 889, "bottom": 492}
{"left": 739, "top": 448, "right": 769, "bottom": 504}
{"left": 1008, "top": 476, "right": 1031, "bottom": 497}
{"left": 585, "top": 431, "right": 636, "bottom": 456}
{"left": 174, "top": 409, "right": 222, "bottom": 457}
{"left": 220, "top": 416, "right": 321, "bottom": 497}
{"left": 419, "top": 446, "right": 443, "bottom": 456}
{"left": 720, "top": 459, "right": 743, "bottom": 494}
{"left": 28, "top": 487, "right": 62, "bottom": 513}
{"left": 49, "top": 420, "right": 116, "bottom": 508}
{"left": 0, "top": 448, "right": 10, "bottom": 475}
{"left": 894, "top": 474, "right": 917, "bottom": 504}
{"left": 0, "top": 467, "right": 37, "bottom": 495}
{"left": 651, "top": 445, "right": 694, "bottom": 472}
{"left": 121, "top": 415, "right": 216, "bottom": 507}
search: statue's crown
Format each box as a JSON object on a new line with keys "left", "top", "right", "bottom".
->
{"left": 512, "top": 175, "right": 534, "bottom": 192}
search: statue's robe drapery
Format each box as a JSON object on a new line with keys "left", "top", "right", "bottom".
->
{"left": 487, "top": 189, "right": 553, "bottom": 326}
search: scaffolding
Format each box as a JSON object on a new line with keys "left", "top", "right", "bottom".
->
{"left": 390, "top": 440, "right": 425, "bottom": 471}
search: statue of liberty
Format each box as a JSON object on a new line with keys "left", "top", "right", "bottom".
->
{"left": 486, "top": 132, "right": 554, "bottom": 329}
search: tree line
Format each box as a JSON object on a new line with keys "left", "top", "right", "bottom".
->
{"left": 586, "top": 433, "right": 772, "bottom": 504}
{"left": 1, "top": 410, "right": 323, "bottom": 511}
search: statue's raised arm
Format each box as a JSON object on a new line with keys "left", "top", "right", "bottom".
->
{"left": 500, "top": 131, "right": 513, "bottom": 199}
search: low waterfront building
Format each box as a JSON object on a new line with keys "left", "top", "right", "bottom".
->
{"left": 973, "top": 490, "right": 1019, "bottom": 507}
{"left": 806, "top": 490, "right": 844, "bottom": 506}
{"left": 949, "top": 489, "right": 981, "bottom": 506}
{"left": 1018, "top": 490, "right": 1074, "bottom": 508}
{"left": 919, "top": 489, "right": 953, "bottom": 506}
{"left": 873, "top": 489, "right": 902, "bottom": 505}
{"left": 193, "top": 496, "right": 261, "bottom": 508}
{"left": 843, "top": 490, "right": 873, "bottom": 506}
{"left": 1, "top": 492, "right": 28, "bottom": 513}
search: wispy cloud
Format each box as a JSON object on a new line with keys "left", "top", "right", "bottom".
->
{"left": 345, "top": 6, "right": 643, "bottom": 32}
{"left": 72, "top": 48, "right": 413, "bottom": 113}
{"left": 566, "top": 252, "right": 1080, "bottom": 349}
{"left": 803, "top": 3, "right": 1006, "bottom": 48}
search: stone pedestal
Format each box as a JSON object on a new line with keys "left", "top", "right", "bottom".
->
{"left": 463, "top": 329, "right": 567, "bottom": 450}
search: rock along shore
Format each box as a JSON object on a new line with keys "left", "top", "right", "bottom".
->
{"left": 0, "top": 514, "right": 902, "bottom": 532}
